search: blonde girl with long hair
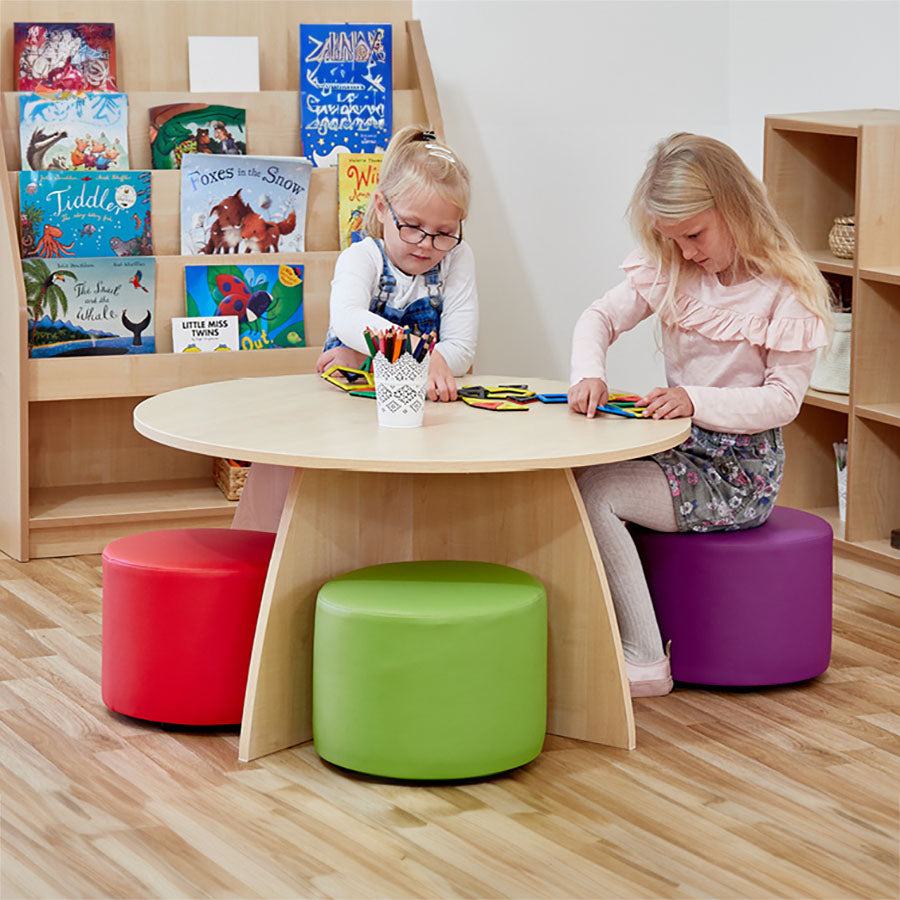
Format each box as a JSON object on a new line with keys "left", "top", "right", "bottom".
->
{"left": 569, "top": 133, "right": 832, "bottom": 697}
{"left": 317, "top": 125, "right": 476, "bottom": 401}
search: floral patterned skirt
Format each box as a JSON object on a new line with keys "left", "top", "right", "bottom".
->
{"left": 649, "top": 425, "right": 784, "bottom": 533}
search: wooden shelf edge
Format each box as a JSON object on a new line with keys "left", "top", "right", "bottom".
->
{"left": 854, "top": 403, "right": 900, "bottom": 428}
{"left": 30, "top": 477, "right": 235, "bottom": 525}
{"left": 809, "top": 250, "right": 855, "bottom": 275}
{"left": 859, "top": 266, "right": 900, "bottom": 285}
{"left": 29, "top": 346, "right": 324, "bottom": 401}
{"left": 804, "top": 389, "right": 850, "bottom": 413}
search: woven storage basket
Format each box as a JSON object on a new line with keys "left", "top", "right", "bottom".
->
{"left": 828, "top": 216, "right": 855, "bottom": 259}
{"left": 810, "top": 311, "right": 851, "bottom": 394}
{"left": 213, "top": 457, "right": 250, "bottom": 500}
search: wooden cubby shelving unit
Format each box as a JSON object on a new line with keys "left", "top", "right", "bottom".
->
{"left": 0, "top": 1, "right": 444, "bottom": 560}
{"left": 764, "top": 110, "right": 900, "bottom": 593}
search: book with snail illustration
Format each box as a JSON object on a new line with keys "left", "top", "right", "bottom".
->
{"left": 299, "top": 24, "right": 392, "bottom": 166}
{"left": 179, "top": 154, "right": 312, "bottom": 254}
{"left": 14, "top": 22, "right": 117, "bottom": 93}
{"left": 22, "top": 256, "right": 155, "bottom": 358}
{"left": 338, "top": 152, "right": 383, "bottom": 249}
{"left": 184, "top": 263, "right": 305, "bottom": 350}
{"left": 19, "top": 91, "right": 129, "bottom": 171}
{"left": 18, "top": 170, "right": 152, "bottom": 258}
{"left": 149, "top": 103, "right": 247, "bottom": 169}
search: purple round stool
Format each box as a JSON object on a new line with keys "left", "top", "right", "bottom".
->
{"left": 631, "top": 507, "right": 833, "bottom": 686}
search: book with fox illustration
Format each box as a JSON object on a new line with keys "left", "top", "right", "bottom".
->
{"left": 22, "top": 256, "right": 155, "bottom": 357}
{"left": 14, "top": 22, "right": 117, "bottom": 92}
{"left": 184, "top": 263, "right": 305, "bottom": 350}
{"left": 149, "top": 103, "right": 247, "bottom": 169}
{"left": 18, "top": 170, "right": 152, "bottom": 258}
{"left": 299, "top": 23, "right": 392, "bottom": 166}
{"left": 19, "top": 91, "right": 129, "bottom": 171}
{"left": 337, "top": 152, "right": 382, "bottom": 249}
{"left": 179, "top": 154, "right": 312, "bottom": 254}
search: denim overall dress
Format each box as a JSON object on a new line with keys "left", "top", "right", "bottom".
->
{"left": 323, "top": 239, "right": 443, "bottom": 350}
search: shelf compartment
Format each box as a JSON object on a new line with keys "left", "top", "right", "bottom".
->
{"left": 804, "top": 389, "right": 849, "bottom": 413}
{"left": 778, "top": 405, "right": 847, "bottom": 512}
{"left": 845, "top": 418, "right": 900, "bottom": 546}
{"left": 853, "top": 278, "right": 900, "bottom": 408}
{"left": 764, "top": 127, "right": 857, "bottom": 259}
{"left": 810, "top": 250, "right": 855, "bottom": 276}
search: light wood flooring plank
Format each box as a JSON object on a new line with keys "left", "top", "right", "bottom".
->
{"left": 0, "top": 560, "right": 897, "bottom": 899}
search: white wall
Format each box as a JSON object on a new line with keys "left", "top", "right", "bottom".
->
{"left": 414, "top": 0, "right": 900, "bottom": 390}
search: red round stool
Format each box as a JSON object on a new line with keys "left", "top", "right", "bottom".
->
{"left": 102, "top": 528, "right": 275, "bottom": 725}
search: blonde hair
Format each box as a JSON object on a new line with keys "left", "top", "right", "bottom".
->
{"left": 361, "top": 125, "right": 470, "bottom": 239}
{"left": 628, "top": 133, "right": 833, "bottom": 334}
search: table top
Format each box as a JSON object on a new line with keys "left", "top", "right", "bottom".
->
{"left": 134, "top": 374, "right": 690, "bottom": 474}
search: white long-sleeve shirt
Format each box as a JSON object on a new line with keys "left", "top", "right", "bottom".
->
{"left": 327, "top": 236, "right": 478, "bottom": 375}
{"left": 570, "top": 251, "right": 830, "bottom": 433}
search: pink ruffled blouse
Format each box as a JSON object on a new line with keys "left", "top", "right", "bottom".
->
{"left": 570, "top": 251, "right": 830, "bottom": 433}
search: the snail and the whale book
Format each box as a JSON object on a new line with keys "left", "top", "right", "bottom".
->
{"left": 184, "top": 263, "right": 305, "bottom": 350}
{"left": 22, "top": 256, "right": 155, "bottom": 358}
{"left": 18, "top": 169, "right": 152, "bottom": 258}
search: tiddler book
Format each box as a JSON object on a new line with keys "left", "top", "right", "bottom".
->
{"left": 18, "top": 170, "right": 152, "bottom": 258}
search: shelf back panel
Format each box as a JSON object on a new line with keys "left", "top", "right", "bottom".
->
{"left": 0, "top": 1, "right": 416, "bottom": 92}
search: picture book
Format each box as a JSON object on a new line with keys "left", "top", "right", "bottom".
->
{"left": 180, "top": 155, "right": 311, "bottom": 254}
{"left": 299, "top": 24, "right": 392, "bottom": 166}
{"left": 22, "top": 256, "right": 155, "bottom": 358}
{"left": 19, "top": 170, "right": 152, "bottom": 258}
{"left": 14, "top": 23, "right": 117, "bottom": 92}
{"left": 149, "top": 103, "right": 247, "bottom": 169}
{"left": 171, "top": 316, "right": 239, "bottom": 353}
{"left": 188, "top": 36, "right": 260, "bottom": 92}
{"left": 184, "top": 263, "right": 305, "bottom": 350}
{"left": 19, "top": 91, "right": 129, "bottom": 171}
{"left": 337, "top": 152, "right": 383, "bottom": 249}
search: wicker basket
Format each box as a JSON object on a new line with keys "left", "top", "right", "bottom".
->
{"left": 828, "top": 216, "right": 855, "bottom": 259}
{"left": 213, "top": 457, "right": 250, "bottom": 500}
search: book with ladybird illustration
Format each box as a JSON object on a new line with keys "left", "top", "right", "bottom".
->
{"left": 184, "top": 263, "right": 305, "bottom": 350}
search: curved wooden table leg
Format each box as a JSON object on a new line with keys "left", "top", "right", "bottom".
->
{"left": 239, "top": 467, "right": 634, "bottom": 762}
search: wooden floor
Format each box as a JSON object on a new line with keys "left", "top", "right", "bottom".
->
{"left": 0, "top": 553, "right": 897, "bottom": 900}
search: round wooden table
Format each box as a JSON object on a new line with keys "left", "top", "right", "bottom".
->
{"left": 135, "top": 374, "right": 690, "bottom": 761}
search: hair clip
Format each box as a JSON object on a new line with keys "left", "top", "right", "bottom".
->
{"left": 424, "top": 145, "right": 456, "bottom": 163}
{"left": 420, "top": 129, "right": 436, "bottom": 142}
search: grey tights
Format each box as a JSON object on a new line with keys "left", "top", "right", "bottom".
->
{"left": 576, "top": 460, "right": 678, "bottom": 664}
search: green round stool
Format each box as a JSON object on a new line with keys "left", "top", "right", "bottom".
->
{"left": 313, "top": 560, "right": 547, "bottom": 780}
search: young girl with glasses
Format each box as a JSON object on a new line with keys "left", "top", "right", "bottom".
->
{"left": 316, "top": 126, "right": 476, "bottom": 401}
{"left": 569, "top": 133, "right": 833, "bottom": 697}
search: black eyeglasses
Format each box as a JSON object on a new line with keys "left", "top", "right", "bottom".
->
{"left": 385, "top": 197, "right": 462, "bottom": 252}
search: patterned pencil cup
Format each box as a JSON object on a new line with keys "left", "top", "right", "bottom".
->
{"left": 372, "top": 352, "right": 429, "bottom": 427}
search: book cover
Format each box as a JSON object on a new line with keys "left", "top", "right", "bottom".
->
{"left": 22, "top": 256, "right": 155, "bottom": 358}
{"left": 171, "top": 316, "right": 239, "bottom": 352}
{"left": 19, "top": 170, "right": 152, "bottom": 258}
{"left": 180, "top": 154, "right": 311, "bottom": 254}
{"left": 299, "top": 24, "right": 392, "bottom": 167}
{"left": 338, "top": 152, "right": 383, "bottom": 249}
{"left": 19, "top": 91, "right": 129, "bottom": 171}
{"left": 149, "top": 103, "right": 247, "bottom": 170}
{"left": 184, "top": 263, "right": 305, "bottom": 350}
{"left": 14, "top": 23, "right": 117, "bottom": 92}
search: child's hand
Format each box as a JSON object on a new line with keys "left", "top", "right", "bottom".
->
{"left": 426, "top": 350, "right": 457, "bottom": 401}
{"left": 639, "top": 386, "right": 694, "bottom": 419}
{"left": 568, "top": 378, "right": 609, "bottom": 418}
{"left": 316, "top": 345, "right": 367, "bottom": 374}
